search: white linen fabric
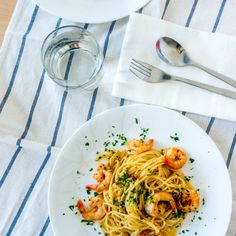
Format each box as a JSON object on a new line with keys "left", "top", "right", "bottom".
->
{"left": 112, "top": 13, "right": 236, "bottom": 121}
{"left": 0, "top": 0, "right": 235, "bottom": 235}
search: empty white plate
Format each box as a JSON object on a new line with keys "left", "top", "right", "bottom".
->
{"left": 34, "top": 0, "right": 151, "bottom": 23}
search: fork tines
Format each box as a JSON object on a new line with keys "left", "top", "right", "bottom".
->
{"left": 129, "top": 59, "right": 152, "bottom": 78}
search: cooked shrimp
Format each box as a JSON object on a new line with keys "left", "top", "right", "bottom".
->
{"left": 93, "top": 163, "right": 109, "bottom": 182}
{"left": 145, "top": 192, "right": 177, "bottom": 217}
{"left": 164, "top": 147, "right": 187, "bottom": 170}
{"left": 178, "top": 189, "right": 200, "bottom": 212}
{"left": 125, "top": 139, "right": 154, "bottom": 155}
{"left": 86, "top": 169, "right": 112, "bottom": 192}
{"left": 76, "top": 196, "right": 105, "bottom": 220}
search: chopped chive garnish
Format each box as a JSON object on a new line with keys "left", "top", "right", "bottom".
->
{"left": 81, "top": 219, "right": 95, "bottom": 225}
{"left": 189, "top": 157, "right": 195, "bottom": 163}
{"left": 170, "top": 133, "right": 180, "bottom": 141}
{"left": 86, "top": 190, "right": 91, "bottom": 195}
{"left": 68, "top": 205, "right": 75, "bottom": 211}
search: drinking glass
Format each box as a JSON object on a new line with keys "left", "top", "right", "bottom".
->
{"left": 41, "top": 25, "right": 103, "bottom": 90}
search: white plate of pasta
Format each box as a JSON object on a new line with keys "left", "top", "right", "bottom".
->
{"left": 34, "top": 0, "right": 150, "bottom": 23}
{"left": 48, "top": 104, "right": 232, "bottom": 236}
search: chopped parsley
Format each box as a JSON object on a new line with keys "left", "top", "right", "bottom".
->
{"left": 139, "top": 127, "right": 149, "bottom": 140}
{"left": 191, "top": 215, "right": 196, "bottom": 222}
{"left": 116, "top": 133, "right": 127, "bottom": 145}
{"left": 202, "top": 198, "right": 205, "bottom": 205}
{"left": 144, "top": 191, "right": 153, "bottom": 202}
{"left": 81, "top": 219, "right": 95, "bottom": 225}
{"left": 189, "top": 157, "right": 195, "bottom": 163}
{"left": 170, "top": 133, "right": 180, "bottom": 142}
{"left": 76, "top": 170, "right": 80, "bottom": 175}
{"left": 112, "top": 140, "right": 118, "bottom": 146}
{"left": 173, "top": 210, "right": 182, "bottom": 218}
{"left": 68, "top": 205, "right": 75, "bottom": 211}
{"left": 135, "top": 118, "right": 139, "bottom": 124}
{"left": 184, "top": 175, "right": 194, "bottom": 181}
{"left": 85, "top": 142, "right": 89, "bottom": 146}
{"left": 86, "top": 190, "right": 91, "bottom": 195}
{"left": 94, "top": 192, "right": 99, "bottom": 197}
{"left": 119, "top": 201, "right": 125, "bottom": 208}
{"left": 89, "top": 168, "right": 93, "bottom": 172}
{"left": 117, "top": 170, "right": 134, "bottom": 188}
{"left": 103, "top": 141, "right": 110, "bottom": 147}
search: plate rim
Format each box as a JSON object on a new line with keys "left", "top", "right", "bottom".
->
{"left": 33, "top": 0, "right": 151, "bottom": 24}
{"left": 48, "top": 104, "right": 232, "bottom": 235}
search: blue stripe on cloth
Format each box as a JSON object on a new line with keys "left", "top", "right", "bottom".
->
{"left": 0, "top": 6, "right": 39, "bottom": 113}
{"left": 0, "top": 146, "right": 22, "bottom": 188}
{"left": 87, "top": 88, "right": 98, "bottom": 120}
{"left": 16, "top": 70, "right": 46, "bottom": 146}
{"left": 205, "top": 0, "right": 227, "bottom": 133}
{"left": 212, "top": 0, "right": 227, "bottom": 32}
{"left": 87, "top": 21, "right": 116, "bottom": 120}
{"left": 39, "top": 217, "right": 50, "bottom": 236}
{"left": 226, "top": 133, "right": 236, "bottom": 168}
{"left": 51, "top": 91, "right": 68, "bottom": 146}
{"left": 119, "top": 98, "right": 125, "bottom": 106}
{"left": 0, "top": 18, "right": 63, "bottom": 189}
{"left": 206, "top": 117, "right": 215, "bottom": 134}
{"left": 6, "top": 88, "right": 68, "bottom": 236}
{"left": 64, "top": 52, "right": 74, "bottom": 82}
{"left": 185, "top": 0, "right": 198, "bottom": 27}
{"left": 55, "top": 18, "right": 63, "bottom": 30}
{"left": 103, "top": 21, "right": 116, "bottom": 58}
{"left": 161, "top": 0, "right": 170, "bottom": 19}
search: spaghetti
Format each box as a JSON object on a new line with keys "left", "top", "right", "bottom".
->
{"left": 77, "top": 139, "right": 200, "bottom": 236}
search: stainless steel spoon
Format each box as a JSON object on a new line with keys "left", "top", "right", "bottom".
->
{"left": 156, "top": 37, "right": 236, "bottom": 88}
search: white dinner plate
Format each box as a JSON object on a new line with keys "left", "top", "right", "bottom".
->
{"left": 49, "top": 104, "right": 232, "bottom": 236}
{"left": 34, "top": 0, "right": 151, "bottom": 23}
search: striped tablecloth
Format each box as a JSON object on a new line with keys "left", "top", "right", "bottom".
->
{"left": 0, "top": 0, "right": 235, "bottom": 235}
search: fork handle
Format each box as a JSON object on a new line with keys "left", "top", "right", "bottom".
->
{"left": 172, "top": 76, "right": 236, "bottom": 99}
{"left": 193, "top": 62, "right": 236, "bottom": 88}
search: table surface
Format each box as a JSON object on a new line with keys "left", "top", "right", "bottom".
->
{"left": 0, "top": 0, "right": 16, "bottom": 46}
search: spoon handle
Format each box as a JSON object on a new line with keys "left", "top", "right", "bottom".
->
{"left": 192, "top": 62, "right": 236, "bottom": 88}
{"left": 173, "top": 76, "right": 236, "bottom": 99}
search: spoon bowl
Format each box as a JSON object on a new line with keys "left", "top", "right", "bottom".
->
{"left": 156, "top": 36, "right": 236, "bottom": 88}
{"left": 156, "top": 37, "right": 191, "bottom": 67}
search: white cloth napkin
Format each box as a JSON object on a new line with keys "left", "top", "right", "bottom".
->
{"left": 112, "top": 13, "right": 236, "bottom": 121}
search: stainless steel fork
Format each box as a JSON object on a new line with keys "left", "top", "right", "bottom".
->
{"left": 129, "top": 59, "right": 236, "bottom": 99}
